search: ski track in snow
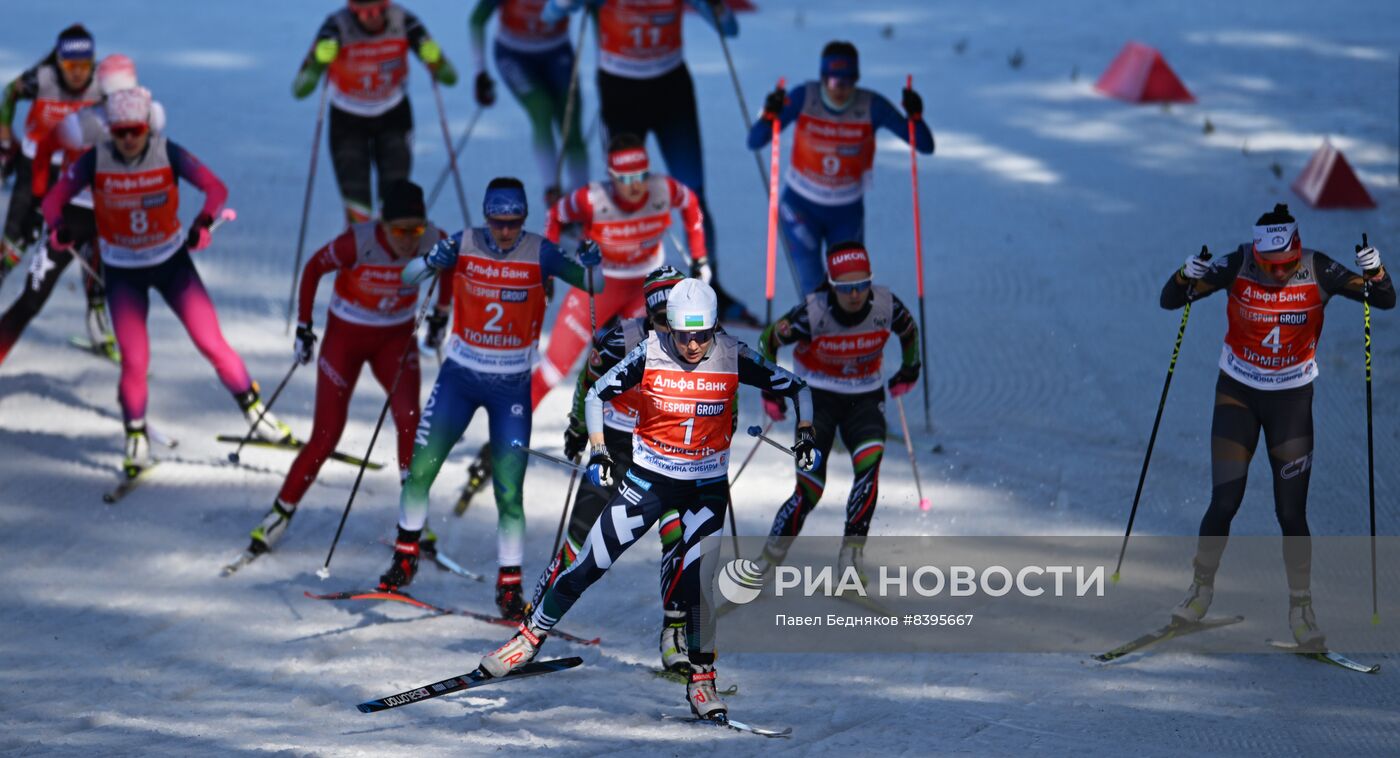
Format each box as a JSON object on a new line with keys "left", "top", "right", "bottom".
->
{"left": 3, "top": 0, "right": 1400, "bottom": 755}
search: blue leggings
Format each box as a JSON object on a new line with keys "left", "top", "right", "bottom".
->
{"left": 399, "top": 360, "right": 532, "bottom": 566}
{"left": 779, "top": 188, "right": 865, "bottom": 295}
{"left": 494, "top": 42, "right": 588, "bottom": 194}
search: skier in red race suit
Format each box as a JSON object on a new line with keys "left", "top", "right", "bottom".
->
{"left": 1161, "top": 204, "right": 1394, "bottom": 648}
{"left": 237, "top": 181, "right": 449, "bottom": 559}
{"left": 42, "top": 87, "right": 293, "bottom": 479}
{"left": 293, "top": 0, "right": 458, "bottom": 223}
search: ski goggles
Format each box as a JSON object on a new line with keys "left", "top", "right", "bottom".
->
{"left": 608, "top": 169, "right": 648, "bottom": 186}
{"left": 485, "top": 216, "right": 525, "bottom": 231}
{"left": 829, "top": 276, "right": 872, "bottom": 295}
{"left": 386, "top": 222, "right": 426, "bottom": 239}
{"left": 672, "top": 328, "right": 716, "bottom": 346}
{"left": 1255, "top": 256, "right": 1301, "bottom": 281}
{"left": 59, "top": 58, "right": 94, "bottom": 77}
{"left": 110, "top": 122, "right": 148, "bottom": 140}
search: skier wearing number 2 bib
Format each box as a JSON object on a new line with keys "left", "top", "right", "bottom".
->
{"left": 382, "top": 177, "right": 601, "bottom": 621}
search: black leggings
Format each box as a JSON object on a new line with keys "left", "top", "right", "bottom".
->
{"left": 328, "top": 98, "right": 414, "bottom": 222}
{"left": 0, "top": 204, "right": 99, "bottom": 365}
{"left": 3, "top": 154, "right": 48, "bottom": 247}
{"left": 1195, "top": 372, "right": 1314, "bottom": 591}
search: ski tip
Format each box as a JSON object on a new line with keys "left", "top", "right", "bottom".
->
{"left": 355, "top": 703, "right": 374, "bottom": 714}
{"left": 316, "top": 566, "right": 331, "bottom": 580}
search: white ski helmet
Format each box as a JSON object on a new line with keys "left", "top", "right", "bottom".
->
{"left": 97, "top": 54, "right": 137, "bottom": 96}
{"left": 666, "top": 278, "right": 718, "bottom": 332}
{"left": 106, "top": 86, "right": 151, "bottom": 126}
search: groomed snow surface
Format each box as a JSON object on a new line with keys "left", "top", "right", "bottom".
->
{"left": 3, "top": 1, "right": 1400, "bottom": 755}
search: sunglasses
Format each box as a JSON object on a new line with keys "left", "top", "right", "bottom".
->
{"left": 673, "top": 328, "right": 716, "bottom": 346}
{"left": 59, "top": 59, "right": 93, "bottom": 74}
{"left": 110, "top": 123, "right": 148, "bottom": 139}
{"left": 387, "top": 222, "right": 426, "bottom": 238}
{"left": 609, "top": 170, "right": 648, "bottom": 186}
{"left": 486, "top": 216, "right": 525, "bottom": 231}
{"left": 829, "top": 277, "right": 872, "bottom": 295}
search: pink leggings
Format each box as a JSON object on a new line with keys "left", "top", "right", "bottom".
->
{"left": 106, "top": 248, "right": 251, "bottom": 423}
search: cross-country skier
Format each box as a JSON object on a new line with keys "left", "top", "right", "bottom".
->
{"left": 0, "top": 25, "right": 99, "bottom": 286}
{"left": 754, "top": 242, "right": 920, "bottom": 575}
{"left": 41, "top": 87, "right": 292, "bottom": 478}
{"left": 528, "top": 264, "right": 694, "bottom": 672}
{"left": 240, "top": 181, "right": 448, "bottom": 558}
{"left": 380, "top": 177, "right": 601, "bottom": 620}
{"left": 293, "top": 0, "right": 458, "bottom": 224}
{"left": 539, "top": 0, "right": 756, "bottom": 324}
{"left": 0, "top": 54, "right": 168, "bottom": 367}
{"left": 469, "top": 0, "right": 588, "bottom": 204}
{"left": 1161, "top": 204, "right": 1394, "bottom": 648}
{"left": 748, "top": 41, "right": 934, "bottom": 295}
{"left": 479, "top": 278, "right": 817, "bottom": 721}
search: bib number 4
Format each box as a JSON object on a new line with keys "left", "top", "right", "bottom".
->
{"left": 1262, "top": 325, "right": 1282, "bottom": 354}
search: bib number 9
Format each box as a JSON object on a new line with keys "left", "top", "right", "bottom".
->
{"left": 821, "top": 155, "right": 842, "bottom": 177}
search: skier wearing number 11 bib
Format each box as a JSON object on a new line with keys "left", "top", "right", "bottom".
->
{"left": 383, "top": 177, "right": 601, "bottom": 621}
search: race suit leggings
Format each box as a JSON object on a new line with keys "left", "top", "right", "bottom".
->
{"left": 494, "top": 41, "right": 588, "bottom": 195}
{"left": 0, "top": 204, "right": 98, "bottom": 365}
{"left": 328, "top": 98, "right": 414, "bottom": 223}
{"left": 779, "top": 188, "right": 865, "bottom": 296}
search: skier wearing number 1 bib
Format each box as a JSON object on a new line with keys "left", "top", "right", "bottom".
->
{"left": 382, "top": 177, "right": 601, "bottom": 621}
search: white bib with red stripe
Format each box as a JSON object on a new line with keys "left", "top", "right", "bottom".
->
{"left": 444, "top": 230, "right": 547, "bottom": 374}
{"left": 584, "top": 177, "right": 673, "bottom": 278}
{"left": 793, "top": 287, "right": 894, "bottom": 393}
{"left": 330, "top": 221, "right": 442, "bottom": 326}
{"left": 1219, "top": 252, "right": 1328, "bottom": 390}
{"left": 787, "top": 83, "right": 876, "bottom": 206}
{"left": 633, "top": 333, "right": 738, "bottom": 480}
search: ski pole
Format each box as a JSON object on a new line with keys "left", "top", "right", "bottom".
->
{"left": 586, "top": 263, "right": 597, "bottom": 335}
{"left": 228, "top": 358, "right": 300, "bottom": 465}
{"left": 286, "top": 81, "right": 330, "bottom": 334}
{"left": 730, "top": 419, "right": 772, "bottom": 487}
{"left": 1357, "top": 231, "right": 1379, "bottom": 624}
{"left": 1110, "top": 245, "right": 1211, "bottom": 583}
{"left": 318, "top": 275, "right": 441, "bottom": 579}
{"left": 553, "top": 13, "right": 590, "bottom": 190}
{"left": 512, "top": 440, "right": 588, "bottom": 473}
{"left": 209, "top": 207, "right": 238, "bottom": 234}
{"left": 895, "top": 396, "right": 931, "bottom": 511}
{"left": 551, "top": 465, "right": 581, "bottom": 558}
{"left": 426, "top": 108, "right": 484, "bottom": 211}
{"left": 745, "top": 423, "right": 820, "bottom": 469}
{"left": 430, "top": 79, "right": 473, "bottom": 230}
{"left": 763, "top": 78, "right": 784, "bottom": 325}
{"left": 905, "top": 74, "right": 933, "bottom": 432}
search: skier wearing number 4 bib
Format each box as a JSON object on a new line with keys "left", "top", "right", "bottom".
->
{"left": 382, "top": 177, "right": 601, "bottom": 620}
{"left": 1161, "top": 204, "right": 1394, "bottom": 648}
{"left": 480, "top": 278, "right": 816, "bottom": 721}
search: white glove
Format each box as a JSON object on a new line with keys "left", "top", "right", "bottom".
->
{"left": 1180, "top": 254, "right": 1210, "bottom": 280}
{"left": 1356, "top": 245, "right": 1382, "bottom": 273}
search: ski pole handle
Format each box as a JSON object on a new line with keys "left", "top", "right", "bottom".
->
{"left": 210, "top": 208, "right": 237, "bottom": 234}
{"left": 513, "top": 440, "right": 586, "bottom": 473}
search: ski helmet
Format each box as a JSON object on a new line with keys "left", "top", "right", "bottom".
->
{"left": 643, "top": 265, "right": 686, "bottom": 320}
{"left": 106, "top": 87, "right": 151, "bottom": 127}
{"left": 666, "top": 278, "right": 718, "bottom": 333}
{"left": 1252, "top": 203, "right": 1300, "bottom": 266}
{"left": 97, "top": 54, "right": 138, "bottom": 96}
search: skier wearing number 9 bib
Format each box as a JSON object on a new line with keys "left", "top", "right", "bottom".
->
{"left": 748, "top": 41, "right": 934, "bottom": 296}
{"left": 479, "top": 278, "right": 815, "bottom": 722}
{"left": 41, "top": 86, "right": 292, "bottom": 480}
{"left": 1160, "top": 204, "right": 1393, "bottom": 648}
{"left": 383, "top": 177, "right": 600, "bottom": 620}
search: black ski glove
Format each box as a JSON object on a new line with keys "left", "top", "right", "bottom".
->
{"left": 474, "top": 71, "right": 496, "bottom": 107}
{"left": 793, "top": 425, "right": 818, "bottom": 471}
{"left": 763, "top": 86, "right": 786, "bottom": 120}
{"left": 587, "top": 445, "right": 614, "bottom": 487}
{"left": 424, "top": 310, "right": 448, "bottom": 350}
{"left": 902, "top": 87, "right": 923, "bottom": 119}
{"left": 563, "top": 414, "right": 588, "bottom": 461}
{"left": 294, "top": 322, "right": 317, "bottom": 365}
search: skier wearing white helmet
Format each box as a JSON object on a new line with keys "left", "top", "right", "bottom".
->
{"left": 479, "top": 277, "right": 816, "bottom": 722}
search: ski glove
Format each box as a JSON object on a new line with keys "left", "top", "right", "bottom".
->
{"left": 475, "top": 71, "right": 496, "bottom": 107}
{"left": 586, "top": 445, "right": 614, "bottom": 488}
{"left": 187, "top": 213, "right": 214, "bottom": 251}
{"left": 763, "top": 86, "right": 786, "bottom": 120}
{"left": 294, "top": 323, "right": 317, "bottom": 365}
{"left": 902, "top": 87, "right": 924, "bottom": 119}
{"left": 47, "top": 225, "right": 74, "bottom": 253}
{"left": 690, "top": 256, "right": 713, "bottom": 284}
{"left": 793, "top": 425, "right": 819, "bottom": 471}
{"left": 1180, "top": 253, "right": 1211, "bottom": 280}
{"left": 577, "top": 238, "right": 602, "bottom": 268}
{"left": 762, "top": 390, "right": 787, "bottom": 421}
{"left": 424, "top": 310, "right": 449, "bottom": 349}
{"left": 314, "top": 38, "right": 340, "bottom": 65}
{"left": 1356, "top": 245, "right": 1382, "bottom": 274}
{"left": 887, "top": 364, "right": 920, "bottom": 398}
{"left": 563, "top": 415, "right": 588, "bottom": 461}
{"left": 426, "top": 238, "right": 460, "bottom": 270}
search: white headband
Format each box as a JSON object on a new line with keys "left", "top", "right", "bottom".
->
{"left": 1252, "top": 221, "right": 1298, "bottom": 253}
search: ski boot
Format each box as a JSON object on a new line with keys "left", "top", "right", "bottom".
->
{"left": 687, "top": 660, "right": 728, "bottom": 721}
{"left": 1171, "top": 572, "right": 1215, "bottom": 624}
{"left": 660, "top": 609, "right": 690, "bottom": 674}
{"left": 1289, "top": 591, "right": 1326, "bottom": 650}
{"left": 86, "top": 298, "right": 120, "bottom": 363}
{"left": 378, "top": 529, "right": 421, "bottom": 591}
{"left": 235, "top": 386, "right": 294, "bottom": 444}
{"left": 122, "top": 420, "right": 153, "bottom": 479}
{"left": 420, "top": 524, "right": 439, "bottom": 563}
{"left": 496, "top": 565, "right": 526, "bottom": 620}
{"left": 247, "top": 499, "right": 296, "bottom": 556}
{"left": 837, "top": 537, "right": 870, "bottom": 590}
{"left": 454, "top": 443, "right": 493, "bottom": 515}
{"left": 479, "top": 621, "right": 546, "bottom": 678}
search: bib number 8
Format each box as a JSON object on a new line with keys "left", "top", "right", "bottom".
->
{"left": 1262, "top": 325, "right": 1282, "bottom": 354}
{"left": 129, "top": 209, "right": 149, "bottom": 234}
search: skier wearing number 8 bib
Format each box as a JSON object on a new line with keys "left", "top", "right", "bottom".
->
{"left": 748, "top": 41, "right": 934, "bottom": 295}
{"left": 1160, "top": 204, "right": 1394, "bottom": 648}
{"left": 479, "top": 278, "right": 816, "bottom": 721}
{"left": 384, "top": 177, "right": 601, "bottom": 620}
{"left": 41, "top": 87, "right": 293, "bottom": 479}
